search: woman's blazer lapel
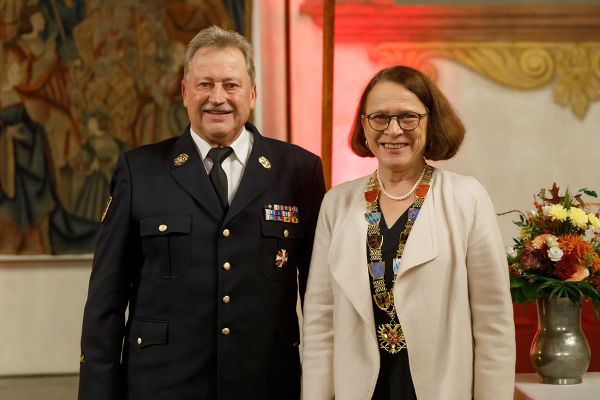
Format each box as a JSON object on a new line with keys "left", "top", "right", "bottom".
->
{"left": 329, "top": 188, "right": 377, "bottom": 341}
{"left": 396, "top": 172, "right": 439, "bottom": 279}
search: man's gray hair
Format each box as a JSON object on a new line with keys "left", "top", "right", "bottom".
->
{"left": 184, "top": 25, "right": 255, "bottom": 85}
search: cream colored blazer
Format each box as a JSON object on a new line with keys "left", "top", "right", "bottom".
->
{"left": 301, "top": 169, "right": 515, "bottom": 400}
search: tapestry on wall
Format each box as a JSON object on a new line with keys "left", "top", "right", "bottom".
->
{"left": 0, "top": 0, "right": 243, "bottom": 254}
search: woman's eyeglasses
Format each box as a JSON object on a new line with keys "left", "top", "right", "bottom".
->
{"left": 363, "top": 112, "right": 428, "bottom": 132}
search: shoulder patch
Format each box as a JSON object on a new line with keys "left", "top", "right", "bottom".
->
{"left": 101, "top": 195, "right": 113, "bottom": 223}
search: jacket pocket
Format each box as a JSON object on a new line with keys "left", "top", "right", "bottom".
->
{"left": 140, "top": 215, "right": 191, "bottom": 278}
{"left": 260, "top": 219, "right": 304, "bottom": 281}
{"left": 123, "top": 318, "right": 170, "bottom": 394}
{"left": 128, "top": 318, "right": 169, "bottom": 349}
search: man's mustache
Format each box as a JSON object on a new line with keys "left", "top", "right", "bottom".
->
{"left": 202, "top": 105, "right": 233, "bottom": 112}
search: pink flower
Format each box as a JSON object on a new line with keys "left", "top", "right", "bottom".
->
{"left": 566, "top": 265, "right": 590, "bottom": 282}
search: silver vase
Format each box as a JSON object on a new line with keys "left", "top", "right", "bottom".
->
{"left": 530, "top": 296, "right": 591, "bottom": 384}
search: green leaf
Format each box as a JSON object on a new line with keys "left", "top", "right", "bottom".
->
{"left": 510, "top": 277, "right": 538, "bottom": 304}
{"left": 522, "top": 281, "right": 538, "bottom": 300}
{"left": 579, "top": 188, "right": 598, "bottom": 198}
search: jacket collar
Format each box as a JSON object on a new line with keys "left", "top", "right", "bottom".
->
{"left": 169, "top": 123, "right": 277, "bottom": 223}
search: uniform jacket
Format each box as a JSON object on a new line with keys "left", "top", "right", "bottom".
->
{"left": 301, "top": 169, "right": 515, "bottom": 400}
{"left": 79, "top": 123, "right": 325, "bottom": 400}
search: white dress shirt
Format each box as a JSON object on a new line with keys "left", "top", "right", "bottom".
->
{"left": 190, "top": 127, "right": 254, "bottom": 205}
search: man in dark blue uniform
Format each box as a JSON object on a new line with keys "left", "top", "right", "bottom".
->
{"left": 78, "top": 26, "right": 326, "bottom": 400}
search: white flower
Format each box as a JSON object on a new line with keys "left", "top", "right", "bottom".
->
{"left": 506, "top": 246, "right": 518, "bottom": 259}
{"left": 545, "top": 235, "right": 558, "bottom": 248}
{"left": 547, "top": 246, "right": 564, "bottom": 262}
{"left": 542, "top": 205, "right": 552, "bottom": 216}
{"left": 529, "top": 209, "right": 538, "bottom": 218}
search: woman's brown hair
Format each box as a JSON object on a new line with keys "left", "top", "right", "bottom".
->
{"left": 349, "top": 66, "right": 465, "bottom": 161}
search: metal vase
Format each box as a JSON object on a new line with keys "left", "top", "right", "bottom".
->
{"left": 530, "top": 296, "right": 591, "bottom": 384}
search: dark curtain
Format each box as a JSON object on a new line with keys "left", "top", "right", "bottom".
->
{"left": 223, "top": 0, "right": 246, "bottom": 35}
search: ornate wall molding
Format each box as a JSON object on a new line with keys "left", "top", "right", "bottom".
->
{"left": 300, "top": 2, "right": 600, "bottom": 43}
{"left": 370, "top": 42, "right": 600, "bottom": 119}
{"left": 300, "top": 2, "right": 600, "bottom": 118}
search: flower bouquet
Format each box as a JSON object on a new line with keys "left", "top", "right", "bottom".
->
{"left": 505, "top": 183, "right": 600, "bottom": 314}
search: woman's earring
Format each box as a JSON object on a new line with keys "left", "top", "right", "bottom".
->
{"left": 365, "top": 139, "right": 368, "bottom": 147}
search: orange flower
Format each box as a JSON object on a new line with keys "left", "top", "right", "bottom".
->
{"left": 558, "top": 235, "right": 595, "bottom": 263}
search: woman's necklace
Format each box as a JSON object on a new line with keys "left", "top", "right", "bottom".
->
{"left": 376, "top": 165, "right": 427, "bottom": 201}
{"left": 364, "top": 164, "right": 435, "bottom": 354}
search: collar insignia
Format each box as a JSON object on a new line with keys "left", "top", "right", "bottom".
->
{"left": 173, "top": 153, "right": 189, "bottom": 167}
{"left": 258, "top": 156, "right": 271, "bottom": 169}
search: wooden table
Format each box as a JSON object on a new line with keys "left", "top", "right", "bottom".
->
{"left": 515, "top": 372, "right": 600, "bottom": 400}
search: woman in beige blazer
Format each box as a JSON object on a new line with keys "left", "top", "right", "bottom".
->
{"left": 302, "top": 66, "right": 515, "bottom": 400}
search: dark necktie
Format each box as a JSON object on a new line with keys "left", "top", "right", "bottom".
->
{"left": 207, "top": 147, "right": 233, "bottom": 210}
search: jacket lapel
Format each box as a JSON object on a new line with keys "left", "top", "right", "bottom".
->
{"left": 224, "top": 123, "right": 277, "bottom": 225}
{"left": 329, "top": 188, "right": 377, "bottom": 341}
{"left": 396, "top": 170, "right": 439, "bottom": 278}
{"left": 170, "top": 128, "right": 224, "bottom": 222}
